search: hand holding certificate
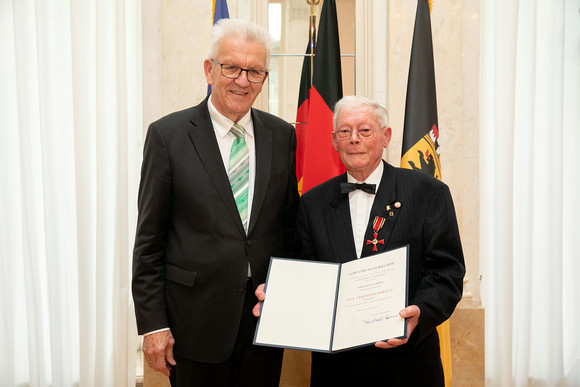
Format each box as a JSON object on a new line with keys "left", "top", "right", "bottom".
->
{"left": 253, "top": 245, "right": 409, "bottom": 353}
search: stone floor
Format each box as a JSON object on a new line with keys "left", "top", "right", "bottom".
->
{"left": 449, "top": 308, "right": 484, "bottom": 387}
{"left": 142, "top": 308, "right": 484, "bottom": 387}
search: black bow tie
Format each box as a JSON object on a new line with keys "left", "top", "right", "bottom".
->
{"left": 340, "top": 182, "right": 376, "bottom": 195}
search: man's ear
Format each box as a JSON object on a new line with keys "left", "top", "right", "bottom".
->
{"left": 204, "top": 59, "right": 214, "bottom": 85}
{"left": 383, "top": 127, "right": 392, "bottom": 148}
{"left": 332, "top": 134, "right": 339, "bottom": 152}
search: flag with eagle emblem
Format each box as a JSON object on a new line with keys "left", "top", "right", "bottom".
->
{"left": 401, "top": 1, "right": 453, "bottom": 386}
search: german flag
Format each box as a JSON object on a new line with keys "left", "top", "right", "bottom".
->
{"left": 295, "top": 0, "right": 345, "bottom": 195}
{"left": 401, "top": 0, "right": 440, "bottom": 181}
{"left": 401, "top": 1, "right": 452, "bottom": 386}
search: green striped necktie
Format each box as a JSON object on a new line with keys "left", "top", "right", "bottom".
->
{"left": 228, "top": 123, "right": 249, "bottom": 233}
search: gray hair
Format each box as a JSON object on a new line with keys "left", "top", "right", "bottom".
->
{"left": 333, "top": 95, "right": 389, "bottom": 130}
{"left": 207, "top": 18, "right": 273, "bottom": 69}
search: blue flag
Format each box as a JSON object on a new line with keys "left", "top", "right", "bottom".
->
{"left": 208, "top": 0, "right": 230, "bottom": 94}
{"left": 213, "top": 0, "right": 229, "bottom": 24}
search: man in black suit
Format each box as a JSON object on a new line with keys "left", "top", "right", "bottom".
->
{"left": 256, "top": 95, "right": 464, "bottom": 386}
{"left": 132, "top": 18, "right": 298, "bottom": 386}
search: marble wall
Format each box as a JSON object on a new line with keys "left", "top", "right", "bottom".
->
{"left": 141, "top": 0, "right": 483, "bottom": 385}
{"left": 143, "top": 0, "right": 481, "bottom": 307}
{"left": 385, "top": 0, "right": 480, "bottom": 309}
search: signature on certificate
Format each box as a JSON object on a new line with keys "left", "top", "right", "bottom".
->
{"left": 362, "top": 314, "right": 399, "bottom": 324}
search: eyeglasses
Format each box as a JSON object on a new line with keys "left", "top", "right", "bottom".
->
{"left": 333, "top": 128, "right": 378, "bottom": 141}
{"left": 211, "top": 59, "right": 268, "bottom": 83}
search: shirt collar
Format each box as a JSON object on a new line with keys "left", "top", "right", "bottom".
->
{"left": 347, "top": 160, "right": 384, "bottom": 187}
{"left": 207, "top": 98, "right": 254, "bottom": 139}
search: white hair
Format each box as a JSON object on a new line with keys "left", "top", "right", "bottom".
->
{"left": 207, "top": 18, "right": 273, "bottom": 69}
{"left": 333, "top": 95, "right": 389, "bottom": 130}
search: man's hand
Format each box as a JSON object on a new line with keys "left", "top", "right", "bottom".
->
{"left": 253, "top": 283, "right": 266, "bottom": 317}
{"left": 142, "top": 330, "right": 177, "bottom": 376}
{"left": 375, "top": 305, "right": 420, "bottom": 349}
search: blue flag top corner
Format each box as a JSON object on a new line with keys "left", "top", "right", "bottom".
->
{"left": 213, "top": 0, "right": 230, "bottom": 25}
{"left": 208, "top": 0, "right": 230, "bottom": 94}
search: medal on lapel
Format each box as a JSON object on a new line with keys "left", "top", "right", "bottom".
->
{"left": 366, "top": 216, "right": 386, "bottom": 251}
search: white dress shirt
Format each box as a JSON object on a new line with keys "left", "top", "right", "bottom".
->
{"left": 347, "top": 162, "right": 384, "bottom": 258}
{"left": 207, "top": 98, "right": 256, "bottom": 223}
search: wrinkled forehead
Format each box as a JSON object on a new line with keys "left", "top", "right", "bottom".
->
{"left": 215, "top": 35, "right": 268, "bottom": 68}
{"left": 335, "top": 106, "right": 381, "bottom": 128}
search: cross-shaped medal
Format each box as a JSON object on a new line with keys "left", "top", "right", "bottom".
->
{"left": 366, "top": 232, "right": 384, "bottom": 251}
{"left": 366, "top": 216, "right": 386, "bottom": 252}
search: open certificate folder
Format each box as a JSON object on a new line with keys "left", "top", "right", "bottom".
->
{"left": 254, "top": 245, "right": 409, "bottom": 353}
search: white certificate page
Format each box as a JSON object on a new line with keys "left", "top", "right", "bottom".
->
{"left": 332, "top": 246, "right": 408, "bottom": 351}
{"left": 254, "top": 258, "right": 340, "bottom": 352}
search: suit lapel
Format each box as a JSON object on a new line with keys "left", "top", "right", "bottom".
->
{"left": 187, "top": 99, "right": 246, "bottom": 235}
{"left": 361, "top": 162, "right": 401, "bottom": 258}
{"left": 248, "top": 110, "right": 272, "bottom": 235}
{"left": 324, "top": 177, "right": 357, "bottom": 263}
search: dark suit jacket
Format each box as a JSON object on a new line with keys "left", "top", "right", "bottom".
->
{"left": 296, "top": 161, "right": 465, "bottom": 383}
{"left": 132, "top": 97, "right": 298, "bottom": 363}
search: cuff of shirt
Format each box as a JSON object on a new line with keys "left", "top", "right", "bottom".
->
{"left": 143, "top": 327, "right": 170, "bottom": 337}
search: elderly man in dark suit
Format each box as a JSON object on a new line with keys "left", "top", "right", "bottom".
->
{"left": 256, "top": 95, "right": 464, "bottom": 386}
{"left": 132, "top": 18, "right": 298, "bottom": 386}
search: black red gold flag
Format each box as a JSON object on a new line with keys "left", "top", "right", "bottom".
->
{"left": 295, "top": 0, "right": 345, "bottom": 195}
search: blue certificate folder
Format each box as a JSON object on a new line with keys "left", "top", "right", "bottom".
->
{"left": 253, "top": 245, "right": 409, "bottom": 353}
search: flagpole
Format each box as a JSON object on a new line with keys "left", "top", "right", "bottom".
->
{"left": 307, "top": 0, "right": 319, "bottom": 87}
